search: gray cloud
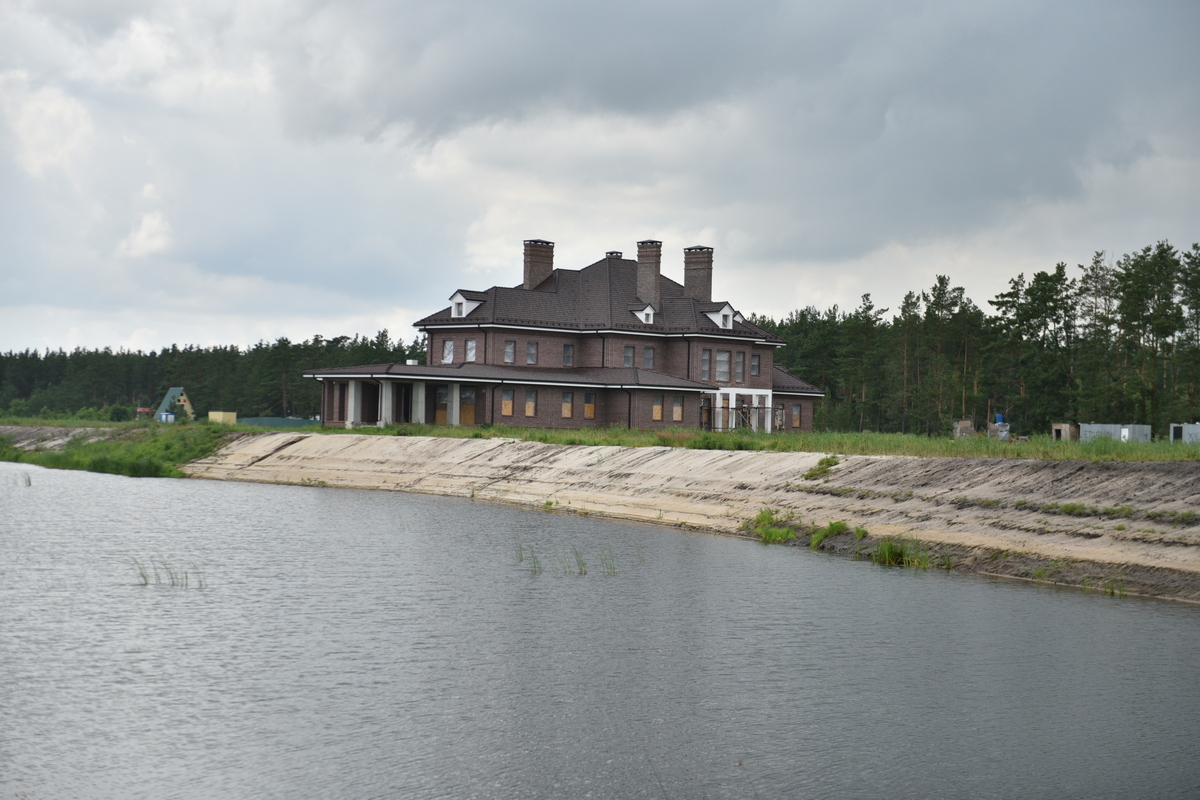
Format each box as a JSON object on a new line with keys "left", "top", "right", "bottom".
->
{"left": 0, "top": 0, "right": 1197, "bottom": 350}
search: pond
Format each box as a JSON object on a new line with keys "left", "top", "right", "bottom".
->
{"left": 2, "top": 461, "right": 1198, "bottom": 798}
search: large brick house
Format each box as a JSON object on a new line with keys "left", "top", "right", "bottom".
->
{"left": 304, "top": 239, "right": 823, "bottom": 431}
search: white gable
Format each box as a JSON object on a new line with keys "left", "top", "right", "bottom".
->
{"left": 632, "top": 304, "right": 656, "bottom": 324}
{"left": 449, "top": 292, "right": 484, "bottom": 318}
{"left": 704, "top": 303, "right": 738, "bottom": 329}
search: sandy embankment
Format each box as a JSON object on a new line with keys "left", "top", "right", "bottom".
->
{"left": 183, "top": 432, "right": 1200, "bottom": 602}
{"left": 0, "top": 425, "right": 113, "bottom": 450}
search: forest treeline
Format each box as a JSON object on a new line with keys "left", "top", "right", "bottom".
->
{"left": 0, "top": 332, "right": 425, "bottom": 421}
{"left": 756, "top": 240, "right": 1200, "bottom": 435}
{"left": 2, "top": 240, "right": 1198, "bottom": 436}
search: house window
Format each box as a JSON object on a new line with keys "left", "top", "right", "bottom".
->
{"left": 735, "top": 352, "right": 745, "bottom": 383}
{"left": 643, "top": 347, "right": 654, "bottom": 370}
{"left": 563, "top": 344, "right": 574, "bottom": 367}
{"left": 584, "top": 392, "right": 596, "bottom": 419}
{"left": 672, "top": 396, "right": 683, "bottom": 422}
{"left": 562, "top": 391, "right": 574, "bottom": 418}
{"left": 652, "top": 395, "right": 663, "bottom": 421}
{"left": 525, "top": 390, "right": 537, "bottom": 417}
{"left": 701, "top": 349, "right": 711, "bottom": 381}
{"left": 623, "top": 346, "right": 634, "bottom": 367}
{"left": 501, "top": 389, "right": 514, "bottom": 416}
{"left": 792, "top": 404, "right": 801, "bottom": 429}
{"left": 722, "top": 313, "right": 731, "bottom": 328}
{"left": 466, "top": 339, "right": 476, "bottom": 362}
{"left": 716, "top": 350, "right": 730, "bottom": 382}
{"left": 644, "top": 311, "right": 653, "bottom": 323}
{"left": 442, "top": 340, "right": 454, "bottom": 364}
{"left": 504, "top": 340, "right": 515, "bottom": 363}
{"left": 526, "top": 341, "right": 538, "bottom": 364}
{"left": 454, "top": 302, "right": 464, "bottom": 317}
{"left": 750, "top": 354, "right": 760, "bottom": 376}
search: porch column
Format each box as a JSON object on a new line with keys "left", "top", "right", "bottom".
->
{"left": 448, "top": 382, "right": 461, "bottom": 426}
{"left": 411, "top": 382, "right": 426, "bottom": 424}
{"left": 379, "top": 381, "right": 395, "bottom": 426}
{"left": 751, "top": 394, "right": 760, "bottom": 432}
{"left": 763, "top": 391, "right": 774, "bottom": 433}
{"left": 346, "top": 380, "right": 362, "bottom": 428}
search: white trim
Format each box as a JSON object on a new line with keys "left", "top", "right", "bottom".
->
{"left": 417, "top": 322, "right": 779, "bottom": 345}
{"left": 307, "top": 371, "right": 712, "bottom": 393}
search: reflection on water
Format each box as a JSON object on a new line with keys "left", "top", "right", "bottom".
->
{"left": 2, "top": 461, "right": 1199, "bottom": 799}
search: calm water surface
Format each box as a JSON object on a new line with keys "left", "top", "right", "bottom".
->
{"left": 2, "top": 461, "right": 1199, "bottom": 799}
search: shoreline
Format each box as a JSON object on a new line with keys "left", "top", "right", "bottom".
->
{"left": 182, "top": 432, "right": 1200, "bottom": 604}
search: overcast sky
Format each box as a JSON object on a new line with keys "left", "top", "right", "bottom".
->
{"left": 2, "top": 0, "right": 1197, "bottom": 353}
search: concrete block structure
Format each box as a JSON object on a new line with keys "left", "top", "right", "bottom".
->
{"left": 1051, "top": 423, "right": 1079, "bottom": 441}
{"left": 305, "top": 239, "right": 824, "bottom": 432}
{"left": 1170, "top": 423, "right": 1200, "bottom": 443}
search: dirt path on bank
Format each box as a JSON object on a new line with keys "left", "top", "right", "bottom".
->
{"left": 182, "top": 433, "right": 1200, "bottom": 602}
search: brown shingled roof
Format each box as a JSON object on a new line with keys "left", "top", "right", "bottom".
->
{"left": 416, "top": 254, "right": 784, "bottom": 343}
{"left": 303, "top": 362, "right": 716, "bottom": 391}
{"left": 771, "top": 365, "right": 825, "bottom": 396}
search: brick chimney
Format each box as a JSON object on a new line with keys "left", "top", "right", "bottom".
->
{"left": 683, "top": 245, "right": 713, "bottom": 303}
{"left": 523, "top": 239, "right": 554, "bottom": 290}
{"left": 637, "top": 239, "right": 662, "bottom": 311}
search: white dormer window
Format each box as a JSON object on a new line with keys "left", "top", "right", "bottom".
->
{"left": 705, "top": 303, "right": 738, "bottom": 330}
{"left": 449, "top": 292, "right": 483, "bottom": 318}
{"left": 635, "top": 304, "right": 655, "bottom": 324}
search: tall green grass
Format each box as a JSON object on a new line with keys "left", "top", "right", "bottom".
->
{"left": 335, "top": 423, "right": 1200, "bottom": 462}
{"left": 0, "top": 424, "right": 229, "bottom": 478}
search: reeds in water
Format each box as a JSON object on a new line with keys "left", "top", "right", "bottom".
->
{"left": 130, "top": 555, "right": 207, "bottom": 588}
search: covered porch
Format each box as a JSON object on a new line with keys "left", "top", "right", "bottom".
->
{"left": 703, "top": 388, "right": 775, "bottom": 433}
{"left": 320, "top": 378, "right": 488, "bottom": 428}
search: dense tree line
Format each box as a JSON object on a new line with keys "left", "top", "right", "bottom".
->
{"left": 0, "top": 332, "right": 424, "bottom": 420}
{"left": 755, "top": 240, "right": 1200, "bottom": 436}
{"left": 3, "top": 240, "right": 1198, "bottom": 436}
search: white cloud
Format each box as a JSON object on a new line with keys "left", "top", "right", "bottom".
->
{"left": 0, "top": 71, "right": 93, "bottom": 177}
{"left": 117, "top": 210, "right": 172, "bottom": 257}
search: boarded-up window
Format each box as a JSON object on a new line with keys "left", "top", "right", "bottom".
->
{"left": 504, "top": 341, "right": 515, "bottom": 363}
{"left": 643, "top": 347, "right": 654, "bottom": 369}
{"left": 652, "top": 395, "right": 663, "bottom": 421}
{"left": 501, "top": 389, "right": 514, "bottom": 416}
{"left": 465, "top": 339, "right": 476, "bottom": 362}
{"left": 750, "top": 354, "right": 760, "bottom": 376}
{"left": 525, "top": 390, "right": 537, "bottom": 417}
{"left": 734, "top": 352, "right": 744, "bottom": 383}
{"left": 460, "top": 387, "right": 476, "bottom": 426}
{"left": 442, "top": 340, "right": 454, "bottom": 364}
{"left": 563, "top": 344, "right": 574, "bottom": 367}
{"left": 701, "top": 349, "right": 711, "bottom": 381}
{"left": 562, "top": 391, "right": 573, "bottom": 418}
{"left": 624, "top": 346, "right": 634, "bottom": 367}
{"left": 672, "top": 396, "right": 683, "bottom": 422}
{"left": 526, "top": 342, "right": 538, "bottom": 364}
{"left": 716, "top": 351, "right": 730, "bottom": 382}
{"left": 584, "top": 392, "right": 595, "bottom": 419}
{"left": 435, "top": 385, "right": 448, "bottom": 425}
{"left": 792, "top": 404, "right": 801, "bottom": 428}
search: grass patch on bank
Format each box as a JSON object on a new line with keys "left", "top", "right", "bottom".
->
{"left": 0, "top": 424, "right": 230, "bottom": 478}
{"left": 315, "top": 422, "right": 1200, "bottom": 462}
{"left": 746, "top": 508, "right": 798, "bottom": 544}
